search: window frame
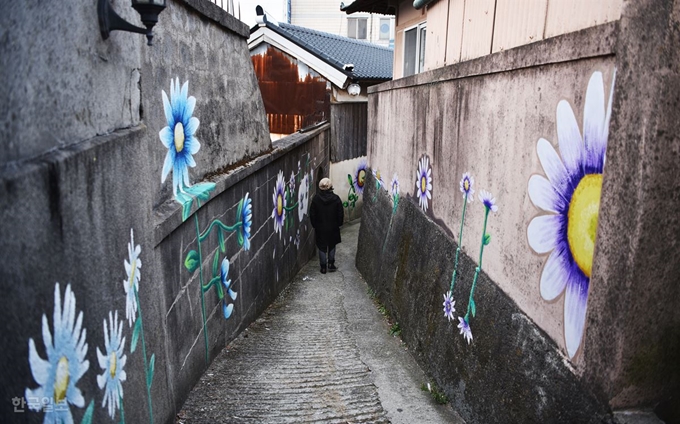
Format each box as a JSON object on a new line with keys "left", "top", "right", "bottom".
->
{"left": 347, "top": 17, "right": 368, "bottom": 40}
{"left": 402, "top": 21, "right": 427, "bottom": 77}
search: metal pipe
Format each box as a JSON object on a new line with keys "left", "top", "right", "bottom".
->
{"left": 413, "top": 0, "right": 437, "bottom": 10}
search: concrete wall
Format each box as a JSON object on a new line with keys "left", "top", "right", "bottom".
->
{"left": 0, "top": 0, "right": 329, "bottom": 422}
{"left": 359, "top": 0, "right": 680, "bottom": 420}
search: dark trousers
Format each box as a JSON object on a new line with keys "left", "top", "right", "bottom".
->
{"left": 318, "top": 245, "right": 336, "bottom": 266}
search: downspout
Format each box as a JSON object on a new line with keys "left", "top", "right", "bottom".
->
{"left": 413, "top": 0, "right": 437, "bottom": 10}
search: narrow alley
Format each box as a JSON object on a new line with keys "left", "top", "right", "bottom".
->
{"left": 177, "top": 221, "right": 464, "bottom": 423}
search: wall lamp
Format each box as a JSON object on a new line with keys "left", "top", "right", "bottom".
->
{"left": 99, "top": 0, "right": 166, "bottom": 46}
{"left": 347, "top": 82, "right": 361, "bottom": 97}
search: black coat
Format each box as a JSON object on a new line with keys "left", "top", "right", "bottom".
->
{"left": 309, "top": 190, "right": 344, "bottom": 250}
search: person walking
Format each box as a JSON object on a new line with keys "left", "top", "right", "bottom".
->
{"left": 309, "top": 177, "right": 344, "bottom": 274}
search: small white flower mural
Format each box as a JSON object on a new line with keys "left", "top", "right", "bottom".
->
{"left": 298, "top": 173, "right": 309, "bottom": 222}
{"left": 457, "top": 316, "right": 473, "bottom": 345}
{"left": 527, "top": 70, "right": 615, "bottom": 358}
{"left": 390, "top": 173, "right": 400, "bottom": 214}
{"left": 25, "top": 283, "right": 90, "bottom": 423}
{"left": 124, "top": 228, "right": 141, "bottom": 327}
{"left": 415, "top": 155, "right": 433, "bottom": 212}
{"left": 459, "top": 172, "right": 475, "bottom": 203}
{"left": 97, "top": 310, "right": 127, "bottom": 420}
{"left": 443, "top": 291, "right": 455, "bottom": 321}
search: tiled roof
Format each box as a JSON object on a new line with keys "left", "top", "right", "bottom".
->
{"left": 264, "top": 22, "right": 393, "bottom": 81}
{"left": 340, "top": 0, "right": 395, "bottom": 16}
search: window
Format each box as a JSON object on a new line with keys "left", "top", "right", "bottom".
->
{"left": 403, "top": 22, "right": 426, "bottom": 77}
{"left": 348, "top": 17, "right": 367, "bottom": 39}
{"left": 379, "top": 18, "right": 391, "bottom": 40}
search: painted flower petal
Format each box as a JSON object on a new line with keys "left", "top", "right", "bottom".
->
{"left": 527, "top": 214, "right": 563, "bottom": 254}
{"left": 162, "top": 90, "right": 174, "bottom": 127}
{"left": 540, "top": 242, "right": 571, "bottom": 300}
{"left": 186, "top": 117, "right": 200, "bottom": 142}
{"left": 564, "top": 271, "right": 589, "bottom": 358}
{"left": 556, "top": 100, "right": 584, "bottom": 179}
{"left": 583, "top": 72, "right": 607, "bottom": 173}
{"left": 601, "top": 70, "right": 616, "bottom": 170}
{"left": 185, "top": 96, "right": 197, "bottom": 124}
{"left": 161, "top": 150, "right": 174, "bottom": 183}
{"left": 223, "top": 303, "right": 234, "bottom": 319}
{"left": 27, "top": 339, "right": 49, "bottom": 385}
{"left": 537, "top": 138, "right": 571, "bottom": 198}
{"left": 528, "top": 174, "right": 565, "bottom": 213}
{"left": 159, "top": 126, "right": 174, "bottom": 149}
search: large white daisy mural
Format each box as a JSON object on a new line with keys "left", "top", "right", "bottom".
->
{"left": 25, "top": 283, "right": 90, "bottom": 423}
{"left": 272, "top": 170, "right": 287, "bottom": 237}
{"left": 527, "top": 70, "right": 615, "bottom": 359}
{"left": 124, "top": 228, "right": 141, "bottom": 327}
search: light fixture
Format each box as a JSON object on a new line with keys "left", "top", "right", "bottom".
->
{"left": 99, "top": 0, "right": 167, "bottom": 46}
{"left": 347, "top": 83, "right": 361, "bottom": 96}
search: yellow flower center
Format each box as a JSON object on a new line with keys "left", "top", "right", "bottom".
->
{"left": 109, "top": 351, "right": 117, "bottom": 379}
{"left": 567, "top": 174, "right": 603, "bottom": 277}
{"left": 358, "top": 170, "right": 366, "bottom": 187}
{"left": 129, "top": 258, "right": 137, "bottom": 289}
{"left": 464, "top": 179, "right": 469, "bottom": 191}
{"left": 54, "top": 356, "right": 69, "bottom": 404}
{"left": 421, "top": 176, "right": 426, "bottom": 193}
{"left": 376, "top": 170, "right": 381, "bottom": 180}
{"left": 174, "top": 122, "right": 185, "bottom": 153}
{"left": 277, "top": 194, "right": 283, "bottom": 216}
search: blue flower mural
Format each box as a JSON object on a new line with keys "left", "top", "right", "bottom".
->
{"left": 527, "top": 70, "right": 615, "bottom": 358}
{"left": 160, "top": 78, "right": 200, "bottom": 196}
{"left": 220, "top": 258, "right": 238, "bottom": 319}
{"left": 25, "top": 283, "right": 90, "bottom": 423}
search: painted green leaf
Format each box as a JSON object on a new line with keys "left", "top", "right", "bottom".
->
{"left": 176, "top": 191, "right": 194, "bottom": 222}
{"left": 238, "top": 228, "right": 244, "bottom": 247}
{"left": 484, "top": 233, "right": 491, "bottom": 245}
{"left": 131, "top": 318, "right": 142, "bottom": 353}
{"left": 186, "top": 182, "right": 216, "bottom": 204}
{"left": 148, "top": 353, "right": 156, "bottom": 388}
{"left": 342, "top": 201, "right": 348, "bottom": 207}
{"left": 347, "top": 174, "right": 353, "bottom": 185}
{"left": 80, "top": 400, "right": 94, "bottom": 424}
{"left": 185, "top": 250, "right": 199, "bottom": 273}
{"left": 470, "top": 298, "right": 476, "bottom": 318}
{"left": 212, "top": 252, "right": 220, "bottom": 278}
{"left": 216, "top": 278, "right": 224, "bottom": 300}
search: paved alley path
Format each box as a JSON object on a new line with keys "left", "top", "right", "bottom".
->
{"left": 178, "top": 221, "right": 464, "bottom": 424}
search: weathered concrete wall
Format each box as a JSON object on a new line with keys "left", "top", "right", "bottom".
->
{"left": 358, "top": 173, "right": 612, "bottom": 423}
{"left": 359, "top": 0, "right": 680, "bottom": 420}
{"left": 330, "top": 102, "right": 368, "bottom": 162}
{"left": 0, "top": 0, "right": 329, "bottom": 423}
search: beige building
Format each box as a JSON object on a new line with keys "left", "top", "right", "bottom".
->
{"left": 344, "top": 0, "right": 622, "bottom": 78}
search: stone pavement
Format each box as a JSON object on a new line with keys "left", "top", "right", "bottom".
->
{"left": 178, "top": 221, "right": 465, "bottom": 423}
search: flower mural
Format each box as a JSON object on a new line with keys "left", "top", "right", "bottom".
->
{"left": 527, "top": 70, "right": 615, "bottom": 359}
{"left": 446, "top": 172, "right": 476, "bottom": 313}
{"left": 159, "top": 78, "right": 200, "bottom": 196}
{"left": 124, "top": 228, "right": 141, "bottom": 327}
{"left": 158, "top": 78, "right": 215, "bottom": 221}
{"left": 443, "top": 291, "right": 455, "bottom": 321}
{"left": 457, "top": 316, "right": 473, "bottom": 345}
{"left": 220, "top": 258, "right": 237, "bottom": 319}
{"left": 25, "top": 283, "right": 90, "bottom": 423}
{"left": 390, "top": 173, "right": 400, "bottom": 214}
{"left": 415, "top": 155, "right": 433, "bottom": 212}
{"left": 298, "top": 173, "right": 309, "bottom": 222}
{"left": 97, "top": 310, "right": 127, "bottom": 420}
{"left": 272, "top": 170, "right": 287, "bottom": 237}
{"left": 460, "top": 172, "right": 475, "bottom": 203}
{"left": 353, "top": 158, "right": 368, "bottom": 195}
{"left": 239, "top": 192, "right": 253, "bottom": 251}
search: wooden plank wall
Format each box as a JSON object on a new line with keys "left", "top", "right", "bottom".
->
{"left": 330, "top": 102, "right": 368, "bottom": 162}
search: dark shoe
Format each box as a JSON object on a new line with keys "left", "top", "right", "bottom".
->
{"left": 328, "top": 263, "right": 337, "bottom": 272}
{"left": 320, "top": 265, "right": 327, "bottom": 274}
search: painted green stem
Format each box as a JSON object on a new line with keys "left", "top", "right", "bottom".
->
{"left": 194, "top": 214, "right": 210, "bottom": 364}
{"left": 284, "top": 202, "right": 299, "bottom": 212}
{"left": 134, "top": 288, "right": 153, "bottom": 424}
{"left": 203, "top": 276, "right": 221, "bottom": 292}
{"left": 465, "top": 208, "right": 490, "bottom": 321}
{"left": 118, "top": 391, "right": 125, "bottom": 424}
{"left": 449, "top": 193, "right": 469, "bottom": 293}
{"left": 199, "top": 219, "right": 242, "bottom": 242}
